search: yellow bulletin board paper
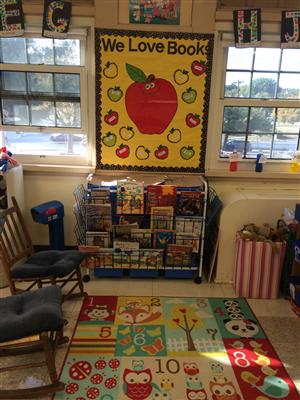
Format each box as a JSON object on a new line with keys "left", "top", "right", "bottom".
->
{"left": 95, "top": 29, "right": 214, "bottom": 173}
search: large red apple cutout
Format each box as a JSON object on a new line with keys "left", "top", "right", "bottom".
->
{"left": 125, "top": 63, "right": 178, "bottom": 134}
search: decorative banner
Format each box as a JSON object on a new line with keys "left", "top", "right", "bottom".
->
{"left": 281, "top": 10, "right": 300, "bottom": 48}
{"left": 0, "top": 0, "right": 24, "bottom": 37}
{"left": 42, "top": 0, "right": 72, "bottom": 38}
{"left": 233, "top": 8, "right": 261, "bottom": 48}
{"left": 129, "top": 0, "right": 180, "bottom": 25}
{"left": 95, "top": 29, "right": 214, "bottom": 172}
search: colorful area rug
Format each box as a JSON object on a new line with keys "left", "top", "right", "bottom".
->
{"left": 54, "top": 296, "right": 299, "bottom": 400}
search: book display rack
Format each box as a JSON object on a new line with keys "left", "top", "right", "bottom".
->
{"left": 73, "top": 176, "right": 207, "bottom": 283}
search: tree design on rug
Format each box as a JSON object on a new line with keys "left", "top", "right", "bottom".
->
{"left": 169, "top": 306, "right": 203, "bottom": 351}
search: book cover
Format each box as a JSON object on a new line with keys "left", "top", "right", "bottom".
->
{"left": 131, "top": 229, "right": 152, "bottom": 248}
{"left": 89, "top": 188, "right": 111, "bottom": 204}
{"left": 175, "top": 232, "right": 200, "bottom": 253}
{"left": 146, "top": 185, "right": 177, "bottom": 213}
{"left": 166, "top": 244, "right": 192, "bottom": 267}
{"left": 139, "top": 249, "right": 164, "bottom": 269}
{"left": 117, "top": 180, "right": 144, "bottom": 214}
{"left": 113, "top": 223, "right": 139, "bottom": 241}
{"left": 97, "top": 248, "right": 114, "bottom": 268}
{"left": 175, "top": 216, "right": 202, "bottom": 234}
{"left": 177, "top": 191, "right": 203, "bottom": 216}
{"left": 85, "top": 204, "right": 112, "bottom": 232}
{"left": 86, "top": 231, "right": 110, "bottom": 248}
{"left": 113, "top": 241, "right": 139, "bottom": 269}
{"left": 150, "top": 206, "right": 174, "bottom": 230}
{"left": 153, "top": 229, "right": 175, "bottom": 249}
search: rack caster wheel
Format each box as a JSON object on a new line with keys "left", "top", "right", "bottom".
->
{"left": 194, "top": 277, "right": 202, "bottom": 284}
{"left": 83, "top": 274, "right": 90, "bottom": 283}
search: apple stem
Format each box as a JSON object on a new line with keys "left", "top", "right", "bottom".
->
{"left": 147, "top": 74, "right": 155, "bottom": 83}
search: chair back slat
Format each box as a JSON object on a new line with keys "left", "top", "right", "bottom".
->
{"left": 0, "top": 197, "right": 34, "bottom": 269}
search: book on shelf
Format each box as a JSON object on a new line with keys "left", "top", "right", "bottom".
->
{"left": 113, "top": 241, "right": 139, "bottom": 269}
{"left": 175, "top": 216, "right": 202, "bottom": 235}
{"left": 146, "top": 185, "right": 177, "bottom": 213}
{"left": 96, "top": 248, "right": 114, "bottom": 268}
{"left": 150, "top": 206, "right": 174, "bottom": 230}
{"left": 175, "top": 232, "right": 200, "bottom": 253}
{"left": 139, "top": 249, "right": 164, "bottom": 269}
{"left": 116, "top": 180, "right": 144, "bottom": 214}
{"left": 166, "top": 244, "right": 193, "bottom": 268}
{"left": 89, "top": 188, "right": 111, "bottom": 204}
{"left": 85, "top": 203, "right": 112, "bottom": 232}
{"left": 131, "top": 229, "right": 152, "bottom": 248}
{"left": 113, "top": 223, "right": 139, "bottom": 241}
{"left": 153, "top": 229, "right": 175, "bottom": 249}
{"left": 86, "top": 231, "right": 110, "bottom": 248}
{"left": 177, "top": 191, "right": 203, "bottom": 216}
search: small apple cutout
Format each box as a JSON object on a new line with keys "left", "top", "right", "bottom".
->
{"left": 167, "top": 128, "right": 182, "bottom": 143}
{"left": 125, "top": 63, "right": 178, "bottom": 134}
{"left": 119, "top": 126, "right": 134, "bottom": 141}
{"left": 191, "top": 60, "right": 207, "bottom": 76}
{"left": 116, "top": 144, "right": 130, "bottom": 158}
{"left": 173, "top": 69, "right": 189, "bottom": 85}
{"left": 103, "top": 61, "right": 118, "bottom": 79}
{"left": 104, "top": 110, "right": 119, "bottom": 125}
{"left": 155, "top": 145, "right": 169, "bottom": 160}
{"left": 102, "top": 132, "right": 116, "bottom": 147}
{"left": 180, "top": 146, "right": 195, "bottom": 160}
{"left": 135, "top": 145, "right": 150, "bottom": 160}
{"left": 182, "top": 87, "right": 197, "bottom": 104}
{"left": 186, "top": 113, "right": 200, "bottom": 128}
{"left": 107, "top": 87, "right": 123, "bottom": 102}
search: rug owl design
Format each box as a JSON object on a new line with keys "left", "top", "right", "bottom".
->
{"left": 209, "top": 378, "right": 241, "bottom": 400}
{"left": 123, "top": 368, "right": 159, "bottom": 399}
{"left": 183, "top": 362, "right": 200, "bottom": 376}
{"left": 186, "top": 388, "right": 208, "bottom": 399}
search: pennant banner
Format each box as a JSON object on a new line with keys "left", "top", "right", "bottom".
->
{"left": 42, "top": 0, "right": 72, "bottom": 38}
{"left": 233, "top": 8, "right": 261, "bottom": 48}
{"left": 281, "top": 10, "right": 300, "bottom": 48}
{"left": 0, "top": 0, "right": 24, "bottom": 37}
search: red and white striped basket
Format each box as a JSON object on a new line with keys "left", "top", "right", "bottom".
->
{"left": 234, "top": 234, "right": 286, "bottom": 299}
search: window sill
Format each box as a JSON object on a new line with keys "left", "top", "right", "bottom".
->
{"left": 205, "top": 169, "right": 300, "bottom": 182}
{"left": 23, "top": 163, "right": 95, "bottom": 176}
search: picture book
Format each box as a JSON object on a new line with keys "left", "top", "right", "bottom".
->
{"left": 153, "top": 229, "right": 175, "bottom": 249}
{"left": 146, "top": 185, "right": 177, "bottom": 213}
{"left": 113, "top": 223, "right": 139, "bottom": 241}
{"left": 177, "top": 190, "right": 203, "bottom": 216}
{"left": 89, "top": 188, "right": 111, "bottom": 204}
{"left": 166, "top": 244, "right": 192, "bottom": 268}
{"left": 139, "top": 249, "right": 164, "bottom": 269}
{"left": 175, "top": 232, "right": 200, "bottom": 253}
{"left": 85, "top": 204, "right": 112, "bottom": 232}
{"left": 175, "top": 216, "right": 202, "bottom": 235}
{"left": 113, "top": 241, "right": 140, "bottom": 252}
{"left": 86, "top": 231, "right": 110, "bottom": 248}
{"left": 96, "top": 248, "right": 114, "bottom": 268}
{"left": 131, "top": 229, "right": 152, "bottom": 248}
{"left": 116, "top": 180, "right": 144, "bottom": 214}
{"left": 150, "top": 206, "right": 174, "bottom": 230}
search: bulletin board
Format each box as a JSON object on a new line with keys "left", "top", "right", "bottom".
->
{"left": 95, "top": 29, "right": 214, "bottom": 172}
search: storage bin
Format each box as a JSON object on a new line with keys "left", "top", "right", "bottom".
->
{"left": 234, "top": 234, "right": 286, "bottom": 299}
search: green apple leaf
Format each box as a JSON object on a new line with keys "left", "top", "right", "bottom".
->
{"left": 126, "top": 63, "right": 147, "bottom": 83}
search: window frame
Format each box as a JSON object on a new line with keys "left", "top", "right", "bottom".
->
{"left": 0, "top": 32, "right": 92, "bottom": 167}
{"left": 205, "top": 30, "right": 300, "bottom": 175}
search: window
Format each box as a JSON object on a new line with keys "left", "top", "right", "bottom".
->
{"left": 220, "top": 47, "right": 300, "bottom": 160}
{"left": 0, "top": 37, "right": 88, "bottom": 164}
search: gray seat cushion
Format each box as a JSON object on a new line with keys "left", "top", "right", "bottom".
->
{"left": 0, "top": 286, "right": 63, "bottom": 342}
{"left": 11, "top": 250, "right": 85, "bottom": 279}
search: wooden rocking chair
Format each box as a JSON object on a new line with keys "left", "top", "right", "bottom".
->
{"left": 0, "top": 196, "right": 86, "bottom": 300}
{"left": 0, "top": 286, "right": 68, "bottom": 399}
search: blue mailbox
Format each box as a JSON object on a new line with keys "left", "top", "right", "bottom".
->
{"left": 31, "top": 200, "right": 65, "bottom": 250}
